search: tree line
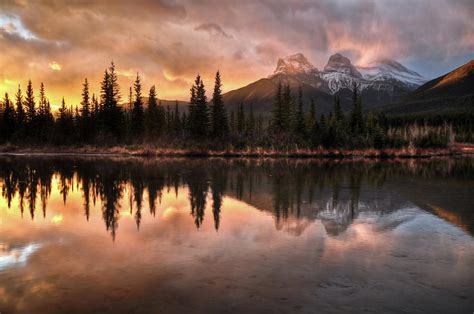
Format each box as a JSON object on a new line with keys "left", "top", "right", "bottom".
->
{"left": 0, "top": 62, "right": 457, "bottom": 149}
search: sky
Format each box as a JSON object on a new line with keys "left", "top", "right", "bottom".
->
{"left": 0, "top": 0, "right": 473, "bottom": 109}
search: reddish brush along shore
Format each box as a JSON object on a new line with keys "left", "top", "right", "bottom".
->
{"left": 0, "top": 143, "right": 473, "bottom": 158}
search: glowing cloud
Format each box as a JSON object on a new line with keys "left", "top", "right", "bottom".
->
{"left": 49, "top": 61, "right": 62, "bottom": 71}
{"left": 0, "top": 0, "right": 472, "bottom": 107}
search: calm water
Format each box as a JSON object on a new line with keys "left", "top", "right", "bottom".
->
{"left": 0, "top": 157, "right": 473, "bottom": 313}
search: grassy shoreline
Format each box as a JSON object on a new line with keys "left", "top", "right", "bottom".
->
{"left": 1, "top": 143, "right": 473, "bottom": 158}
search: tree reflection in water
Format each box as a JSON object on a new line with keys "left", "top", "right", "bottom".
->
{"left": 0, "top": 156, "right": 473, "bottom": 239}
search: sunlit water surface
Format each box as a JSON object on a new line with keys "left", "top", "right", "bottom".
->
{"left": 0, "top": 157, "right": 473, "bottom": 313}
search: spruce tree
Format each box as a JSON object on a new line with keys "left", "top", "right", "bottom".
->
{"left": 166, "top": 105, "right": 172, "bottom": 134}
{"left": 1, "top": 93, "right": 16, "bottom": 141}
{"left": 36, "top": 83, "right": 53, "bottom": 141}
{"left": 350, "top": 82, "right": 364, "bottom": 136}
{"left": 333, "top": 96, "right": 346, "bottom": 146}
{"left": 131, "top": 73, "right": 145, "bottom": 138}
{"left": 145, "top": 85, "right": 160, "bottom": 140}
{"left": 100, "top": 62, "right": 124, "bottom": 140}
{"left": 38, "top": 82, "right": 47, "bottom": 118}
{"left": 25, "top": 80, "right": 35, "bottom": 132}
{"left": 80, "top": 78, "right": 91, "bottom": 142}
{"left": 157, "top": 100, "right": 166, "bottom": 136}
{"left": 229, "top": 111, "right": 235, "bottom": 134}
{"left": 173, "top": 101, "right": 181, "bottom": 135}
{"left": 281, "top": 84, "right": 292, "bottom": 132}
{"left": 315, "top": 114, "right": 327, "bottom": 147}
{"left": 334, "top": 96, "right": 344, "bottom": 122}
{"left": 246, "top": 103, "right": 255, "bottom": 137}
{"left": 294, "top": 86, "right": 306, "bottom": 137}
{"left": 56, "top": 97, "right": 74, "bottom": 144}
{"left": 237, "top": 102, "right": 245, "bottom": 135}
{"left": 91, "top": 94, "right": 100, "bottom": 137}
{"left": 181, "top": 111, "right": 187, "bottom": 133}
{"left": 272, "top": 81, "right": 283, "bottom": 132}
{"left": 210, "top": 71, "right": 229, "bottom": 138}
{"left": 187, "top": 74, "right": 209, "bottom": 138}
{"left": 307, "top": 98, "right": 316, "bottom": 132}
{"left": 15, "top": 85, "right": 26, "bottom": 139}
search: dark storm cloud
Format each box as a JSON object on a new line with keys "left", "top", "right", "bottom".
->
{"left": 195, "top": 23, "right": 233, "bottom": 39}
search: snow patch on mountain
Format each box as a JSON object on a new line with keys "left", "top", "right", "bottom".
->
{"left": 270, "top": 52, "right": 426, "bottom": 96}
{"left": 357, "top": 59, "right": 426, "bottom": 88}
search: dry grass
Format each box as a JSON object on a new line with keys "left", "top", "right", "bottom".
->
{"left": 0, "top": 143, "right": 471, "bottom": 159}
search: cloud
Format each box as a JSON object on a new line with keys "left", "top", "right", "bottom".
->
{"left": 195, "top": 23, "right": 233, "bottom": 39}
{"left": 49, "top": 61, "right": 61, "bottom": 71}
{"left": 0, "top": 13, "right": 37, "bottom": 40}
{"left": 0, "top": 0, "right": 472, "bottom": 108}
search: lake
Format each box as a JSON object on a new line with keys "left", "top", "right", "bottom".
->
{"left": 0, "top": 156, "right": 473, "bottom": 313}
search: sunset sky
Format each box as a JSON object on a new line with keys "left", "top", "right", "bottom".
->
{"left": 0, "top": 0, "right": 473, "bottom": 109}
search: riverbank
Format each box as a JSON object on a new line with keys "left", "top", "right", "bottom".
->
{"left": 1, "top": 143, "right": 473, "bottom": 158}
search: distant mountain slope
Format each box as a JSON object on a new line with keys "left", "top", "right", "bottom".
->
{"left": 223, "top": 52, "right": 425, "bottom": 117}
{"left": 382, "top": 60, "right": 474, "bottom": 115}
{"left": 410, "top": 60, "right": 474, "bottom": 99}
{"left": 223, "top": 75, "right": 335, "bottom": 116}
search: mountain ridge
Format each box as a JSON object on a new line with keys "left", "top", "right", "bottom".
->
{"left": 222, "top": 52, "right": 426, "bottom": 116}
{"left": 382, "top": 59, "right": 474, "bottom": 115}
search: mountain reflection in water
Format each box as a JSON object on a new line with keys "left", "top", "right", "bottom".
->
{"left": 0, "top": 156, "right": 473, "bottom": 313}
{"left": 1, "top": 157, "right": 473, "bottom": 238}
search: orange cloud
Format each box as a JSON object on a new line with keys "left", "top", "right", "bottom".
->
{"left": 0, "top": 0, "right": 472, "bottom": 111}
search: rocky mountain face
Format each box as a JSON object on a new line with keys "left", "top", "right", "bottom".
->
{"left": 223, "top": 52, "right": 426, "bottom": 116}
{"left": 270, "top": 53, "right": 425, "bottom": 104}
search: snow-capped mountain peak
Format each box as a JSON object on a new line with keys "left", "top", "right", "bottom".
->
{"left": 357, "top": 59, "right": 425, "bottom": 88}
{"left": 323, "top": 53, "right": 362, "bottom": 78}
{"left": 274, "top": 53, "right": 318, "bottom": 75}
{"left": 270, "top": 52, "right": 425, "bottom": 101}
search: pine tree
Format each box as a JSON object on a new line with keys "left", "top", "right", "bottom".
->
{"left": 91, "top": 93, "right": 100, "bottom": 137}
{"left": 237, "top": 102, "right": 245, "bottom": 135}
{"left": 181, "top": 111, "right": 187, "bottom": 132}
{"left": 131, "top": 73, "right": 145, "bottom": 138}
{"left": 187, "top": 82, "right": 197, "bottom": 134}
{"left": 56, "top": 97, "right": 74, "bottom": 144}
{"left": 318, "top": 114, "right": 327, "bottom": 147}
{"left": 57, "top": 97, "right": 68, "bottom": 134}
{"left": 307, "top": 98, "right": 316, "bottom": 132}
{"left": 272, "top": 81, "right": 283, "bottom": 132}
{"left": 282, "top": 84, "right": 292, "bottom": 132}
{"left": 15, "top": 85, "right": 26, "bottom": 139}
{"left": 166, "top": 105, "right": 172, "bottom": 134}
{"left": 334, "top": 96, "right": 344, "bottom": 122}
{"left": 80, "top": 78, "right": 90, "bottom": 117}
{"left": 80, "top": 78, "right": 91, "bottom": 142}
{"left": 1, "top": 93, "right": 16, "bottom": 141}
{"left": 100, "top": 62, "right": 124, "bottom": 139}
{"left": 173, "top": 101, "right": 181, "bottom": 135}
{"left": 36, "top": 83, "right": 53, "bottom": 141}
{"left": 38, "top": 82, "right": 47, "bottom": 117}
{"left": 246, "top": 103, "right": 255, "bottom": 137}
{"left": 187, "top": 74, "right": 209, "bottom": 138}
{"left": 158, "top": 100, "right": 165, "bottom": 135}
{"left": 350, "top": 82, "right": 364, "bottom": 136}
{"left": 145, "top": 85, "right": 161, "bottom": 140}
{"left": 332, "top": 96, "right": 346, "bottom": 146}
{"left": 229, "top": 111, "right": 235, "bottom": 134}
{"left": 294, "top": 86, "right": 306, "bottom": 137}
{"left": 210, "top": 71, "right": 229, "bottom": 138}
{"left": 25, "top": 80, "right": 35, "bottom": 131}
